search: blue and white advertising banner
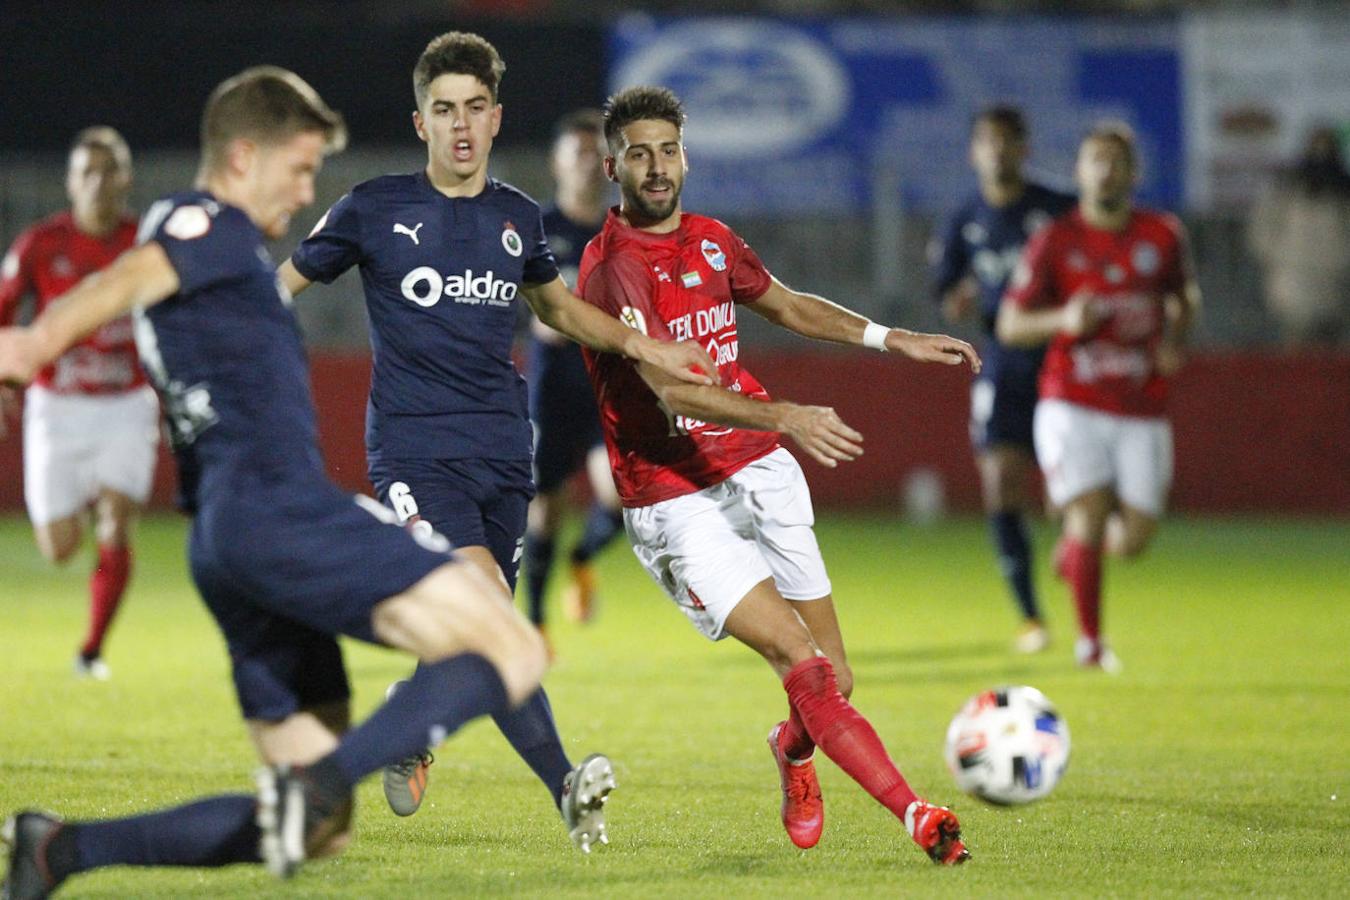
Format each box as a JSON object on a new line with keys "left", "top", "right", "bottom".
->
{"left": 609, "top": 16, "right": 1181, "bottom": 216}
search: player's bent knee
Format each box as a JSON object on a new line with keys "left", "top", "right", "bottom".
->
{"left": 761, "top": 635, "right": 819, "bottom": 676}
{"left": 35, "top": 524, "right": 81, "bottom": 565}
{"left": 374, "top": 564, "right": 547, "bottom": 705}
{"left": 1118, "top": 530, "right": 1154, "bottom": 559}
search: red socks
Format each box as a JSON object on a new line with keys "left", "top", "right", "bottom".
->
{"left": 782, "top": 656, "right": 917, "bottom": 819}
{"left": 780, "top": 703, "right": 815, "bottom": 761}
{"left": 1059, "top": 537, "right": 1102, "bottom": 641}
{"left": 81, "top": 545, "right": 131, "bottom": 659}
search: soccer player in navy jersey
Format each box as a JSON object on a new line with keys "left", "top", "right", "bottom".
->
{"left": 521, "top": 109, "right": 625, "bottom": 637}
{"left": 0, "top": 67, "right": 567, "bottom": 897}
{"left": 577, "top": 86, "right": 978, "bottom": 865}
{"left": 278, "top": 33, "right": 712, "bottom": 845}
{"left": 931, "top": 107, "right": 1075, "bottom": 654}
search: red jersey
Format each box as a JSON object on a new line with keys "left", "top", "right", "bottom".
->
{"left": 0, "top": 211, "right": 143, "bottom": 394}
{"left": 577, "top": 209, "right": 780, "bottom": 507}
{"left": 1005, "top": 207, "right": 1189, "bottom": 417}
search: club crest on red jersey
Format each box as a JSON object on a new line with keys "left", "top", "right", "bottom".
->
{"left": 700, "top": 239, "right": 727, "bottom": 272}
{"left": 1132, "top": 241, "right": 1159, "bottom": 276}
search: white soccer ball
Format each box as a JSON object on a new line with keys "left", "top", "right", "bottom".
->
{"left": 944, "top": 685, "right": 1070, "bottom": 805}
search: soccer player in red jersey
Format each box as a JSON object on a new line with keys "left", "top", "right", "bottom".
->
{"left": 576, "top": 86, "right": 979, "bottom": 864}
{"left": 0, "top": 127, "right": 157, "bottom": 679}
{"left": 997, "top": 123, "right": 1201, "bottom": 672}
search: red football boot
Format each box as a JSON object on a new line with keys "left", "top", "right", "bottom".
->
{"left": 767, "top": 722, "right": 824, "bottom": 849}
{"left": 904, "top": 800, "right": 970, "bottom": 865}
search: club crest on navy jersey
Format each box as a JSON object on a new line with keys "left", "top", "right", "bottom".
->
{"left": 164, "top": 205, "right": 212, "bottom": 241}
{"left": 700, "top": 239, "right": 727, "bottom": 272}
{"left": 502, "top": 221, "right": 523, "bottom": 257}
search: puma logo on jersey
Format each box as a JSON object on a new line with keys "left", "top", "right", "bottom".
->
{"left": 393, "top": 222, "right": 424, "bottom": 245}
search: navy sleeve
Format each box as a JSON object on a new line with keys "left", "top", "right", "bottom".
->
{"left": 291, "top": 192, "right": 363, "bottom": 284}
{"left": 146, "top": 201, "right": 258, "bottom": 295}
{"left": 522, "top": 208, "right": 560, "bottom": 286}
{"left": 930, "top": 208, "right": 970, "bottom": 300}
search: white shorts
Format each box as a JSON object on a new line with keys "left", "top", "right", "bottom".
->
{"left": 23, "top": 384, "right": 160, "bottom": 525}
{"left": 624, "top": 447, "right": 833, "bottom": 641}
{"left": 1033, "top": 398, "right": 1173, "bottom": 516}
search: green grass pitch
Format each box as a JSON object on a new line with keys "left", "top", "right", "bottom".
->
{"left": 1, "top": 512, "right": 1346, "bottom": 898}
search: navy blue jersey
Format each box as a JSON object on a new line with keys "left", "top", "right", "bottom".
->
{"left": 931, "top": 182, "right": 1075, "bottom": 379}
{"left": 291, "top": 173, "right": 559, "bottom": 462}
{"left": 134, "top": 191, "right": 324, "bottom": 512}
{"left": 540, "top": 205, "right": 601, "bottom": 287}
{"left": 527, "top": 206, "right": 606, "bottom": 493}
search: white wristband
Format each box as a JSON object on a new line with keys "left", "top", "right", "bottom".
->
{"left": 862, "top": 322, "right": 890, "bottom": 352}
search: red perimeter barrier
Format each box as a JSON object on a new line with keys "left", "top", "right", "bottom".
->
{"left": 1, "top": 350, "right": 1345, "bottom": 516}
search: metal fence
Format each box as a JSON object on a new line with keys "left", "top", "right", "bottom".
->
{"left": 0, "top": 147, "right": 1275, "bottom": 349}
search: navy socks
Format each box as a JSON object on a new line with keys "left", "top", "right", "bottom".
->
{"left": 991, "top": 511, "right": 1039, "bottom": 620}
{"left": 492, "top": 688, "right": 572, "bottom": 807}
{"left": 329, "top": 653, "right": 508, "bottom": 787}
{"left": 69, "top": 795, "right": 261, "bottom": 873}
{"left": 522, "top": 532, "right": 555, "bottom": 627}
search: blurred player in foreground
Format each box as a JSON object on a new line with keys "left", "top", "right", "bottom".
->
{"left": 1, "top": 67, "right": 553, "bottom": 898}
{"left": 521, "top": 110, "right": 624, "bottom": 636}
{"left": 0, "top": 127, "right": 156, "bottom": 679}
{"left": 931, "top": 107, "right": 1074, "bottom": 654}
{"left": 578, "top": 86, "right": 978, "bottom": 865}
{"left": 998, "top": 123, "right": 1200, "bottom": 672}
{"left": 280, "top": 32, "right": 713, "bottom": 845}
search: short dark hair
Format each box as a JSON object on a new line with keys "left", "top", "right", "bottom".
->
{"left": 973, "top": 105, "right": 1027, "bottom": 141}
{"left": 200, "top": 66, "right": 346, "bottom": 173}
{"left": 70, "top": 126, "right": 132, "bottom": 171}
{"left": 603, "top": 86, "right": 685, "bottom": 151}
{"left": 414, "top": 31, "right": 506, "bottom": 106}
{"left": 553, "top": 108, "right": 604, "bottom": 145}
{"left": 1083, "top": 119, "right": 1137, "bottom": 168}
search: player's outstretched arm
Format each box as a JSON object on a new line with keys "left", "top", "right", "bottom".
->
{"left": 749, "top": 277, "right": 979, "bottom": 371}
{"left": 277, "top": 259, "right": 314, "bottom": 298}
{"left": 521, "top": 276, "right": 716, "bottom": 385}
{"left": 0, "top": 242, "right": 179, "bottom": 386}
{"left": 635, "top": 360, "right": 863, "bottom": 469}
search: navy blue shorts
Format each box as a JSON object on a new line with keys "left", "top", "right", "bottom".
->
{"left": 368, "top": 456, "right": 534, "bottom": 592}
{"left": 527, "top": 341, "right": 603, "bottom": 494}
{"left": 189, "top": 471, "right": 453, "bottom": 722}
{"left": 969, "top": 374, "right": 1039, "bottom": 453}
